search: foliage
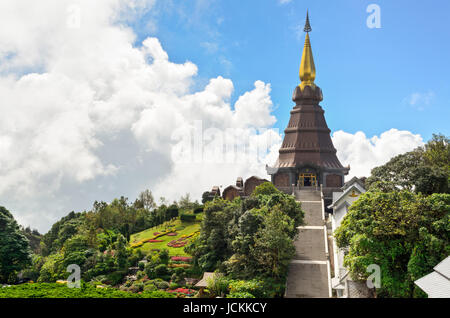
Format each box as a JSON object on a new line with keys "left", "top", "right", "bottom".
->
{"left": 228, "top": 279, "right": 265, "bottom": 298}
{"left": 250, "top": 207, "right": 296, "bottom": 279}
{"left": 226, "top": 292, "right": 255, "bottom": 298}
{"left": 0, "top": 283, "right": 175, "bottom": 298}
{"left": 188, "top": 185, "right": 304, "bottom": 295}
{"left": 180, "top": 213, "right": 196, "bottom": 222}
{"left": 206, "top": 275, "right": 229, "bottom": 297}
{"left": 366, "top": 134, "right": 449, "bottom": 195}
{"left": 335, "top": 191, "right": 450, "bottom": 297}
{"left": 115, "top": 234, "right": 128, "bottom": 270}
{"left": 252, "top": 182, "right": 278, "bottom": 196}
{"left": 0, "top": 206, "right": 32, "bottom": 283}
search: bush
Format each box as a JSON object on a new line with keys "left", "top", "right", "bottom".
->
{"left": 228, "top": 279, "right": 266, "bottom": 298}
{"left": 144, "top": 283, "right": 157, "bottom": 292}
{"left": 129, "top": 281, "right": 144, "bottom": 293}
{"left": 153, "top": 279, "right": 170, "bottom": 290}
{"left": 155, "top": 264, "right": 170, "bottom": 278}
{"left": 0, "top": 283, "right": 175, "bottom": 298}
{"left": 207, "top": 275, "right": 230, "bottom": 297}
{"left": 252, "top": 182, "right": 279, "bottom": 196}
{"left": 136, "top": 271, "right": 145, "bottom": 280}
{"left": 105, "top": 271, "right": 126, "bottom": 286}
{"left": 226, "top": 292, "right": 255, "bottom": 298}
{"left": 194, "top": 206, "right": 204, "bottom": 214}
{"left": 180, "top": 213, "right": 196, "bottom": 222}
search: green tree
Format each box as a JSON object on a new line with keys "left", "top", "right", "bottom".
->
{"left": 137, "top": 189, "right": 157, "bottom": 210}
{"left": 0, "top": 207, "right": 32, "bottom": 283}
{"left": 335, "top": 191, "right": 450, "bottom": 298}
{"left": 251, "top": 207, "right": 296, "bottom": 279}
{"left": 115, "top": 234, "right": 128, "bottom": 270}
{"left": 366, "top": 134, "right": 449, "bottom": 195}
{"left": 252, "top": 182, "right": 278, "bottom": 196}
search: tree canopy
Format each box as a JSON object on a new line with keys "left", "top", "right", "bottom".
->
{"left": 366, "top": 134, "right": 449, "bottom": 195}
{"left": 0, "top": 206, "right": 32, "bottom": 283}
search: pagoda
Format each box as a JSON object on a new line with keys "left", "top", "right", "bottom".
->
{"left": 267, "top": 12, "right": 349, "bottom": 195}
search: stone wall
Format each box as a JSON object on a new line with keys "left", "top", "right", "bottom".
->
{"left": 326, "top": 174, "right": 343, "bottom": 188}
{"left": 223, "top": 187, "right": 241, "bottom": 201}
{"left": 347, "top": 280, "right": 375, "bottom": 298}
{"left": 273, "top": 173, "right": 290, "bottom": 188}
{"left": 244, "top": 177, "right": 269, "bottom": 196}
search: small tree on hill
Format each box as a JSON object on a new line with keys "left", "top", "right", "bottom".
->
{"left": 0, "top": 206, "right": 32, "bottom": 283}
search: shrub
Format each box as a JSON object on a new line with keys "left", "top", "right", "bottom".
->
{"left": 226, "top": 292, "right": 255, "bottom": 298}
{"left": 129, "top": 281, "right": 144, "bottom": 293}
{"left": 252, "top": 182, "right": 279, "bottom": 196}
{"left": 180, "top": 213, "right": 196, "bottom": 222}
{"left": 228, "top": 279, "right": 266, "bottom": 298}
{"left": 155, "top": 264, "right": 170, "bottom": 277}
{"left": 207, "top": 275, "right": 230, "bottom": 297}
{"left": 105, "top": 271, "right": 126, "bottom": 286}
{"left": 153, "top": 279, "right": 170, "bottom": 290}
{"left": 194, "top": 206, "right": 204, "bottom": 214}
{"left": 136, "top": 271, "right": 145, "bottom": 280}
{"left": 144, "top": 283, "right": 157, "bottom": 292}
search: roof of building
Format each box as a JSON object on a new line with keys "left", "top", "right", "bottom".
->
{"left": 328, "top": 178, "right": 366, "bottom": 210}
{"left": 195, "top": 272, "right": 223, "bottom": 288}
{"left": 342, "top": 177, "right": 366, "bottom": 191}
{"left": 415, "top": 256, "right": 450, "bottom": 298}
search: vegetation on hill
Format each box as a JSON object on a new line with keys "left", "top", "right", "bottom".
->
{"left": 336, "top": 134, "right": 450, "bottom": 298}
{"left": 0, "top": 282, "right": 174, "bottom": 298}
{"left": 186, "top": 182, "right": 305, "bottom": 297}
{"left": 0, "top": 206, "right": 32, "bottom": 283}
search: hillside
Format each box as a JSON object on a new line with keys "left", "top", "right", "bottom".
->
{"left": 129, "top": 215, "right": 201, "bottom": 256}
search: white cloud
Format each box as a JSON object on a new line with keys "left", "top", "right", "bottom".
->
{"left": 332, "top": 129, "right": 424, "bottom": 179}
{"left": 279, "top": 0, "right": 292, "bottom": 4}
{"left": 0, "top": 0, "right": 279, "bottom": 232}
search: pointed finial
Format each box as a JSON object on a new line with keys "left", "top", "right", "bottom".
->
{"left": 304, "top": 10, "right": 312, "bottom": 33}
{"left": 299, "top": 10, "right": 316, "bottom": 90}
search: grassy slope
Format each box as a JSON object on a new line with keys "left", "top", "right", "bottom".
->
{"left": 130, "top": 216, "right": 201, "bottom": 256}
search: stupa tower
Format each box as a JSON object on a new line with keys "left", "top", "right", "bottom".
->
{"left": 267, "top": 11, "right": 349, "bottom": 196}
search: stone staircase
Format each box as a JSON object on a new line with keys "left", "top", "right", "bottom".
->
{"left": 285, "top": 189, "right": 331, "bottom": 298}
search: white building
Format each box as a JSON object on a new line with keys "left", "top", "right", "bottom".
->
{"left": 415, "top": 256, "right": 450, "bottom": 298}
{"left": 328, "top": 177, "right": 367, "bottom": 298}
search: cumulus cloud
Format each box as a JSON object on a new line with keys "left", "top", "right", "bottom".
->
{"left": 0, "top": 0, "right": 280, "bottom": 231}
{"left": 332, "top": 129, "right": 424, "bottom": 179}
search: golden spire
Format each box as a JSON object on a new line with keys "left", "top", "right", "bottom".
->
{"left": 299, "top": 10, "right": 316, "bottom": 90}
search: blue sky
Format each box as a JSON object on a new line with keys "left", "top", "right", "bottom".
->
{"left": 133, "top": 0, "right": 450, "bottom": 141}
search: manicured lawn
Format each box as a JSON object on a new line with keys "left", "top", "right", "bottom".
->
{"left": 130, "top": 218, "right": 201, "bottom": 256}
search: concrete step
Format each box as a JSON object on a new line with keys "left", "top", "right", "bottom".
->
{"left": 295, "top": 190, "right": 321, "bottom": 201}
{"left": 301, "top": 201, "right": 324, "bottom": 226}
{"left": 285, "top": 262, "right": 329, "bottom": 298}
{"left": 294, "top": 228, "right": 327, "bottom": 261}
